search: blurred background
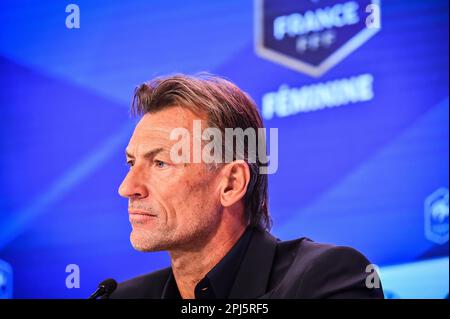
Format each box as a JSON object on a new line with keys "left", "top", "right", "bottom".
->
{"left": 0, "top": 0, "right": 448, "bottom": 298}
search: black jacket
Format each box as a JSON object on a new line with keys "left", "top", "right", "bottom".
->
{"left": 110, "top": 228, "right": 384, "bottom": 299}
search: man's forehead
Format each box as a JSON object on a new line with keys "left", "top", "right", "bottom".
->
{"left": 126, "top": 107, "right": 207, "bottom": 155}
{"left": 126, "top": 126, "right": 173, "bottom": 154}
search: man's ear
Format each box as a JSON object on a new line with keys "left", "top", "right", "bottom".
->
{"left": 219, "top": 160, "right": 251, "bottom": 208}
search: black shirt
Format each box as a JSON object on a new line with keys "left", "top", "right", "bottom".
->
{"left": 161, "top": 227, "right": 253, "bottom": 299}
{"left": 110, "top": 227, "right": 384, "bottom": 299}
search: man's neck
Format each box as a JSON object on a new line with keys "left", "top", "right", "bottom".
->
{"left": 169, "top": 223, "right": 247, "bottom": 299}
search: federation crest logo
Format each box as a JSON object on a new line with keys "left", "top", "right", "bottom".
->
{"left": 254, "top": 0, "right": 381, "bottom": 77}
{"left": 424, "top": 188, "right": 449, "bottom": 245}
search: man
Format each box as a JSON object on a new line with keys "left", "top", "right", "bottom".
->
{"left": 111, "top": 74, "right": 384, "bottom": 299}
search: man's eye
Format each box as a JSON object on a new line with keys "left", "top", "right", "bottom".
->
{"left": 154, "top": 160, "right": 167, "bottom": 168}
{"left": 126, "top": 161, "right": 134, "bottom": 168}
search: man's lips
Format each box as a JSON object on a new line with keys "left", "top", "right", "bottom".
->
{"left": 128, "top": 210, "right": 157, "bottom": 217}
{"left": 129, "top": 210, "right": 157, "bottom": 224}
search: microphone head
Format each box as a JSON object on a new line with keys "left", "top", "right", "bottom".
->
{"left": 98, "top": 278, "right": 118, "bottom": 295}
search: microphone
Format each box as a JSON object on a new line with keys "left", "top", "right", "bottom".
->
{"left": 89, "top": 278, "right": 118, "bottom": 299}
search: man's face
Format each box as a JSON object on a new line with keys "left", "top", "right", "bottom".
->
{"left": 119, "top": 106, "right": 222, "bottom": 252}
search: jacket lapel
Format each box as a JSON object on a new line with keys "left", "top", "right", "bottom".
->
{"left": 228, "top": 228, "right": 278, "bottom": 298}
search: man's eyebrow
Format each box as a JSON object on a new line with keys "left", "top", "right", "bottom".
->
{"left": 125, "top": 147, "right": 165, "bottom": 160}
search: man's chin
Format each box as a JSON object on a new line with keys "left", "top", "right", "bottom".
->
{"left": 130, "top": 231, "right": 168, "bottom": 252}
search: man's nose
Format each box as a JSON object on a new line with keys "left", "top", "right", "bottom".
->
{"left": 118, "top": 167, "right": 149, "bottom": 199}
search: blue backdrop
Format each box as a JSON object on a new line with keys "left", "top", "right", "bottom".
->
{"left": 0, "top": 0, "right": 448, "bottom": 298}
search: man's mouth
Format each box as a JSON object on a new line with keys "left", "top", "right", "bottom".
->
{"left": 128, "top": 209, "right": 157, "bottom": 217}
{"left": 128, "top": 210, "right": 157, "bottom": 224}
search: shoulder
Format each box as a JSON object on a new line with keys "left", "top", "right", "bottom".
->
{"left": 273, "top": 237, "right": 384, "bottom": 298}
{"left": 284, "top": 237, "right": 373, "bottom": 267}
{"left": 109, "top": 267, "right": 171, "bottom": 299}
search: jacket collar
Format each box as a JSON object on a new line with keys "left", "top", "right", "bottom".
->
{"left": 228, "top": 228, "right": 278, "bottom": 298}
